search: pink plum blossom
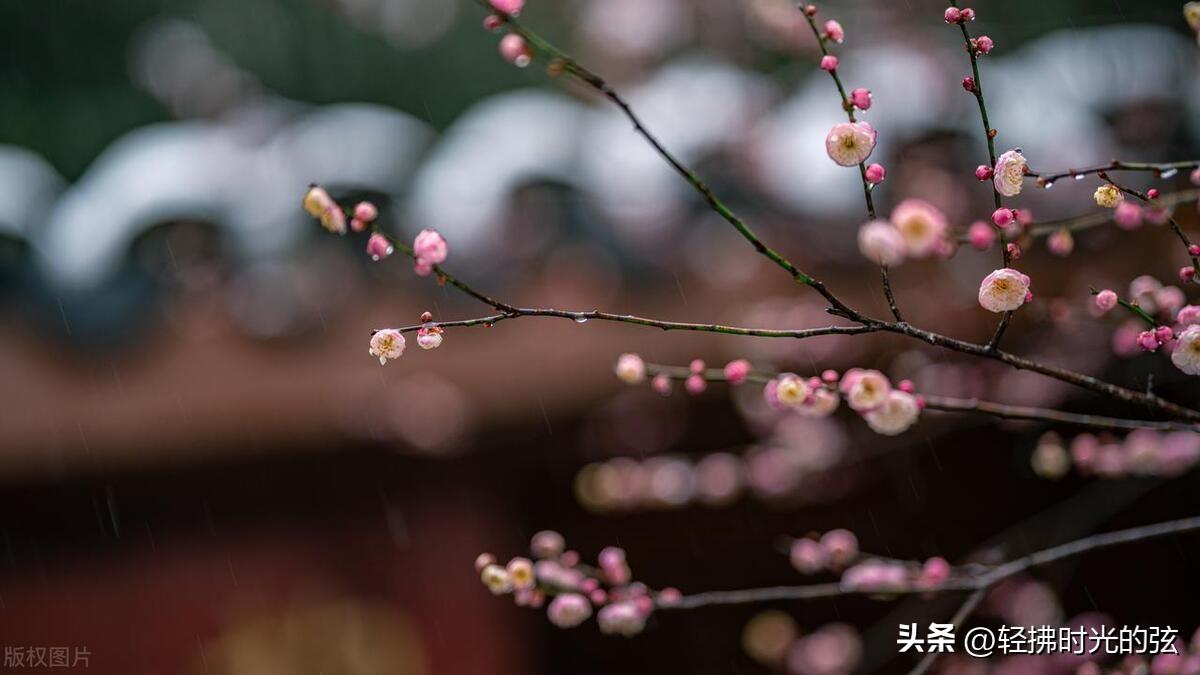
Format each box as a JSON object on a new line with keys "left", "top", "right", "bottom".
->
{"left": 823, "top": 20, "right": 845, "bottom": 43}
{"left": 366, "top": 233, "right": 394, "bottom": 261}
{"left": 992, "top": 149, "right": 1027, "bottom": 197}
{"left": 819, "top": 55, "right": 839, "bottom": 71}
{"left": 614, "top": 353, "right": 646, "bottom": 384}
{"left": 863, "top": 390, "right": 921, "bottom": 435}
{"left": 891, "top": 199, "right": 947, "bottom": 258}
{"left": 825, "top": 122, "right": 876, "bottom": 167}
{"left": 857, "top": 220, "right": 906, "bottom": 265}
{"left": 597, "top": 601, "right": 647, "bottom": 637}
{"left": 547, "top": 593, "right": 592, "bottom": 628}
{"left": 864, "top": 163, "right": 886, "bottom": 184}
{"left": 1047, "top": 229, "right": 1073, "bottom": 257}
{"left": 1172, "top": 326, "right": 1200, "bottom": 375}
{"left": 1094, "top": 289, "right": 1118, "bottom": 313}
{"left": 489, "top": 0, "right": 524, "bottom": 13}
{"left": 845, "top": 369, "right": 890, "bottom": 411}
{"left": 413, "top": 229, "right": 448, "bottom": 276}
{"left": 967, "top": 221, "right": 995, "bottom": 250}
{"left": 978, "top": 268, "right": 1031, "bottom": 313}
{"left": 416, "top": 326, "right": 443, "bottom": 350}
{"left": 724, "top": 359, "right": 751, "bottom": 385}
{"left": 369, "top": 329, "right": 406, "bottom": 365}
{"left": 849, "top": 88, "right": 872, "bottom": 110}
{"left": 499, "top": 33, "right": 532, "bottom": 67}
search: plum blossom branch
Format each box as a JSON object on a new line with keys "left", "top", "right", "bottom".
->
{"left": 944, "top": 3, "right": 1016, "bottom": 350}
{"left": 1023, "top": 188, "right": 1199, "bottom": 237}
{"left": 1099, "top": 172, "right": 1200, "bottom": 282}
{"left": 358, "top": 215, "right": 1200, "bottom": 421}
{"left": 482, "top": 6, "right": 869, "bottom": 318}
{"left": 1030, "top": 159, "right": 1200, "bottom": 187}
{"left": 658, "top": 514, "right": 1200, "bottom": 610}
{"left": 799, "top": 6, "right": 904, "bottom": 322}
{"left": 906, "top": 588, "right": 988, "bottom": 675}
{"left": 640, "top": 360, "right": 1200, "bottom": 432}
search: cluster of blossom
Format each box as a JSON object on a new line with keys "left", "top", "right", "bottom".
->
{"left": 302, "top": 187, "right": 451, "bottom": 365}
{"left": 742, "top": 610, "right": 863, "bottom": 675}
{"left": 574, "top": 409, "right": 852, "bottom": 512}
{"left": 615, "top": 354, "right": 923, "bottom": 437}
{"left": 1093, "top": 277, "right": 1200, "bottom": 375}
{"left": 475, "top": 531, "right": 680, "bottom": 637}
{"left": 1031, "top": 429, "right": 1200, "bottom": 480}
{"left": 480, "top": 0, "right": 536, "bottom": 67}
{"left": 788, "top": 529, "right": 952, "bottom": 594}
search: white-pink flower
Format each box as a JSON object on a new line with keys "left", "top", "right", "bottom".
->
{"left": 856, "top": 220, "right": 907, "bottom": 266}
{"left": 863, "top": 391, "right": 920, "bottom": 436}
{"left": 597, "top": 601, "right": 647, "bottom": 637}
{"left": 1172, "top": 326, "right": 1200, "bottom": 376}
{"left": 825, "top": 122, "right": 876, "bottom": 167}
{"left": 845, "top": 369, "right": 890, "bottom": 412}
{"left": 615, "top": 353, "right": 646, "bottom": 384}
{"left": 369, "top": 329, "right": 406, "bottom": 365}
{"left": 547, "top": 593, "right": 592, "bottom": 628}
{"left": 978, "top": 268, "right": 1031, "bottom": 313}
{"left": 992, "top": 149, "right": 1027, "bottom": 197}
{"left": 775, "top": 373, "right": 811, "bottom": 407}
{"left": 303, "top": 186, "right": 347, "bottom": 235}
{"left": 890, "top": 199, "right": 947, "bottom": 258}
{"left": 413, "top": 229, "right": 448, "bottom": 276}
{"left": 795, "top": 388, "right": 840, "bottom": 418}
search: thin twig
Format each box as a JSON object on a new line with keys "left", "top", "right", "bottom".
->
{"left": 906, "top": 588, "right": 988, "bottom": 675}
{"left": 800, "top": 9, "right": 905, "bottom": 322}
{"left": 1030, "top": 159, "right": 1200, "bottom": 187}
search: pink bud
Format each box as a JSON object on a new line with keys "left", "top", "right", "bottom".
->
{"left": 1148, "top": 188, "right": 1160, "bottom": 199}
{"left": 1137, "top": 330, "right": 1160, "bottom": 352}
{"left": 960, "top": 7, "right": 975, "bottom": 20}
{"left": 1047, "top": 229, "right": 1073, "bottom": 257}
{"left": 992, "top": 207, "right": 1013, "bottom": 227}
{"left": 651, "top": 373, "right": 672, "bottom": 396}
{"left": 820, "top": 55, "right": 839, "bottom": 72}
{"left": 920, "top": 557, "right": 951, "bottom": 587}
{"left": 849, "top": 87, "right": 872, "bottom": 110}
{"left": 819, "top": 529, "right": 859, "bottom": 567}
{"left": 489, "top": 0, "right": 524, "bottom": 14}
{"left": 354, "top": 201, "right": 378, "bottom": 224}
{"left": 864, "top": 163, "right": 886, "bottom": 184}
{"left": 897, "top": 379, "right": 915, "bottom": 393}
{"left": 943, "top": 6, "right": 962, "bottom": 23}
{"left": 658, "top": 587, "right": 682, "bottom": 605}
{"left": 689, "top": 359, "right": 706, "bottom": 374}
{"left": 1181, "top": 267, "right": 1196, "bottom": 283}
{"left": 1094, "top": 289, "right": 1118, "bottom": 313}
{"left": 1190, "top": 245, "right": 1200, "bottom": 256}
{"left": 967, "top": 221, "right": 995, "bottom": 250}
{"left": 962, "top": 76, "right": 975, "bottom": 92}
{"left": 823, "top": 19, "right": 845, "bottom": 43}
{"left": 723, "top": 359, "right": 751, "bottom": 385}
{"left": 685, "top": 374, "right": 707, "bottom": 395}
{"left": 1113, "top": 202, "right": 1143, "bottom": 230}
{"left": 1006, "top": 242, "right": 1022, "bottom": 260}
{"left": 1015, "top": 208, "right": 1034, "bottom": 226}
{"left": 974, "top": 35, "right": 994, "bottom": 53}
{"left": 499, "top": 33, "right": 532, "bottom": 67}
{"left": 974, "top": 164, "right": 993, "bottom": 181}
{"left": 821, "top": 369, "right": 839, "bottom": 384}
{"left": 1154, "top": 326, "right": 1174, "bottom": 344}
{"left": 366, "top": 233, "right": 394, "bottom": 261}
{"left": 483, "top": 14, "right": 504, "bottom": 31}
{"left": 790, "top": 538, "right": 827, "bottom": 574}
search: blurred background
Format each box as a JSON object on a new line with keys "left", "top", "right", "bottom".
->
{"left": 2, "top": 0, "right": 1200, "bottom": 672}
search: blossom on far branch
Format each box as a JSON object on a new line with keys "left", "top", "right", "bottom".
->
{"left": 412, "top": 229, "right": 448, "bottom": 276}
{"left": 476, "top": 531, "right": 680, "bottom": 637}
